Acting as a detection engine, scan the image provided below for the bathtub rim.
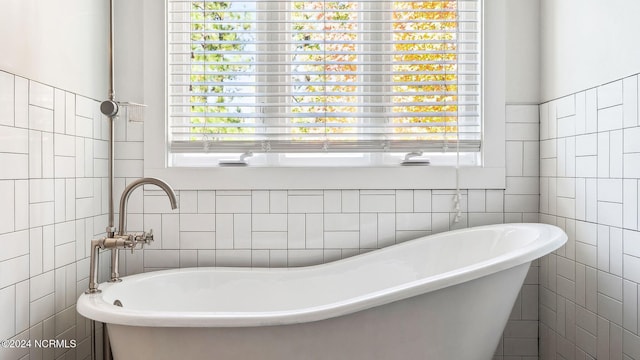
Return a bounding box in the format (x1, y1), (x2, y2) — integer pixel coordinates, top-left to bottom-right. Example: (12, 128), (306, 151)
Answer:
(77, 223), (566, 327)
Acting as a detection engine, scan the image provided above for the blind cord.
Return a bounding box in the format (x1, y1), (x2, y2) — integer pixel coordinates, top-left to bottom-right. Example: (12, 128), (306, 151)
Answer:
(452, 2), (462, 225)
(452, 136), (462, 224)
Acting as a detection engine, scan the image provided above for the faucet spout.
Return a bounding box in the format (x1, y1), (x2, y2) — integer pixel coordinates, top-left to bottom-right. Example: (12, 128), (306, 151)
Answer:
(118, 177), (178, 236)
(110, 177), (178, 282)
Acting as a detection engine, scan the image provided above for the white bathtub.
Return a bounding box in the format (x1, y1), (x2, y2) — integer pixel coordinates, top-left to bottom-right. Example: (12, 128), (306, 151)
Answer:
(77, 223), (566, 360)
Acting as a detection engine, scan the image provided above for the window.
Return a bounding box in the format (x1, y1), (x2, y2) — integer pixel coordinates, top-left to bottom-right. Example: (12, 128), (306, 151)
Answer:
(167, 0), (482, 167)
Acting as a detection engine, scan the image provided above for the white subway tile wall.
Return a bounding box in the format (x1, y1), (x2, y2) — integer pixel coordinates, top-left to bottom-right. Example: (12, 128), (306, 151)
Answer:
(0, 68), (540, 359)
(540, 74), (640, 360)
(0, 71), (111, 360)
(119, 190), (540, 272)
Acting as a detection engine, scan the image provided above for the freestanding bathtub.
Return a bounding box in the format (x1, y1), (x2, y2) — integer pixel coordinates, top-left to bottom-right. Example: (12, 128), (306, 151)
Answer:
(77, 223), (566, 360)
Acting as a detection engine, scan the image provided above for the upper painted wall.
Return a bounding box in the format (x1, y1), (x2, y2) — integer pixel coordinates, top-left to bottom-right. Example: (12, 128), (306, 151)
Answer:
(541, 0), (640, 102)
(505, 0), (540, 104)
(0, 0), (109, 100)
(0, 0), (543, 105)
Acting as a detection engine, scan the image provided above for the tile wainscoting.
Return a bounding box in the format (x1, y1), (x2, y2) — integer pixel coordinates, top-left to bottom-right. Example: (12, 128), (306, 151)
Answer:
(114, 104), (541, 360)
(539, 74), (640, 359)
(0, 70), (110, 360)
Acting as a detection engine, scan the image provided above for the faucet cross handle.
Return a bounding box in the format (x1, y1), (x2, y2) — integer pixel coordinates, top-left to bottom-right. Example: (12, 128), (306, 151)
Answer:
(142, 229), (154, 244)
(133, 229), (154, 246)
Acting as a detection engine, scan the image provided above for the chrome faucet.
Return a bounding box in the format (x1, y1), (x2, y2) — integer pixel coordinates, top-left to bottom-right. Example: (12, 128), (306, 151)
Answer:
(110, 177), (178, 282)
(85, 177), (178, 293)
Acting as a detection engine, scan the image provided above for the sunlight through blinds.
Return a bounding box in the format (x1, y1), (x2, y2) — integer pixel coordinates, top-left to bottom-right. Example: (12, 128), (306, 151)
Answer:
(168, 0), (481, 154)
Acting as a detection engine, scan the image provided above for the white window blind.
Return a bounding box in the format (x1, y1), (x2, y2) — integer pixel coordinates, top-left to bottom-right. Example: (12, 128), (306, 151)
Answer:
(167, 0), (481, 157)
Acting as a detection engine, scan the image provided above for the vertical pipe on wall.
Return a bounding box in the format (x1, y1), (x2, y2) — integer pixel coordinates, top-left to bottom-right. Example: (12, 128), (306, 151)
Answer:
(94, 2), (116, 359)
(106, 0), (120, 284)
(105, 0), (120, 283)
(106, 0), (116, 238)
(107, 0), (115, 103)
(104, 1), (116, 359)
(108, 112), (119, 282)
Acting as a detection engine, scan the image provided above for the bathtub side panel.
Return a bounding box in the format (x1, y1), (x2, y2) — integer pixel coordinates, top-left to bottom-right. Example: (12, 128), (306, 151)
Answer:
(107, 263), (530, 360)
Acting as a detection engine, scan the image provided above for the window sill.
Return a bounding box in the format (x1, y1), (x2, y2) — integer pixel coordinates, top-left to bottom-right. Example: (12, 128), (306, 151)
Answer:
(144, 165), (505, 190)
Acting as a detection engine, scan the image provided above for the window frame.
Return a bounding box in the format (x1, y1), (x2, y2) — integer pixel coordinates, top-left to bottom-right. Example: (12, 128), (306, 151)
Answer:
(167, 0), (481, 163)
(142, 0), (506, 190)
